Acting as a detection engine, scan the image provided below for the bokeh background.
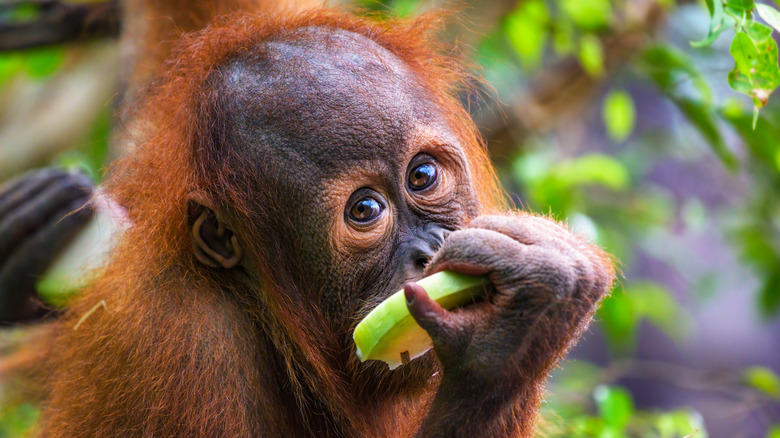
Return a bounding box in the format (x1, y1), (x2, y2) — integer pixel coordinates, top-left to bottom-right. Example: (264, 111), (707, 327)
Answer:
(1, 0), (779, 436)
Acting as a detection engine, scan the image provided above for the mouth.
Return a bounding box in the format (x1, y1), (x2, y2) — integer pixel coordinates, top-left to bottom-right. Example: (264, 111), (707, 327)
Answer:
(352, 271), (488, 370)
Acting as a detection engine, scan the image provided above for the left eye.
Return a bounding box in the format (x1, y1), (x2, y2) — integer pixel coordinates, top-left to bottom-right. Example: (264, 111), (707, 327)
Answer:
(407, 162), (437, 191)
(349, 196), (383, 223)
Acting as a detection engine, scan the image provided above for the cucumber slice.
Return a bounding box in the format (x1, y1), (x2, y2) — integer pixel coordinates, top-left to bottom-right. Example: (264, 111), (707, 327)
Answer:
(36, 193), (128, 306)
(353, 271), (488, 369)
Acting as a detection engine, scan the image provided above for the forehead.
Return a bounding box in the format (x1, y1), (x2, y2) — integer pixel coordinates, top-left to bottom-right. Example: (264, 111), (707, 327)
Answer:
(216, 27), (438, 176)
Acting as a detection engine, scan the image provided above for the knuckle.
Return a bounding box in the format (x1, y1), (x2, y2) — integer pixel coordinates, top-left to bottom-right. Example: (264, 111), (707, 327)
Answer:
(32, 168), (69, 184)
(53, 178), (94, 199)
(467, 214), (506, 228)
(519, 252), (578, 298)
(70, 172), (95, 190)
(439, 229), (521, 259)
(436, 214), (616, 301)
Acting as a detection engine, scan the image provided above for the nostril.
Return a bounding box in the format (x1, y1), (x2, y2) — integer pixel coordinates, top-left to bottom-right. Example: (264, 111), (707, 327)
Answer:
(414, 255), (429, 271)
(408, 244), (433, 272)
(406, 224), (449, 273)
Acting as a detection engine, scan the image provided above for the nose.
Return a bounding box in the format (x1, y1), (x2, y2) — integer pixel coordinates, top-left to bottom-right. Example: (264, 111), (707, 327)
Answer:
(409, 241), (435, 271)
(424, 223), (448, 248)
(405, 223), (449, 272)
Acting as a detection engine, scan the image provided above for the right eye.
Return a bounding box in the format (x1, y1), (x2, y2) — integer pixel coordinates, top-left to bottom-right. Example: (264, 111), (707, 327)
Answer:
(348, 196), (383, 223)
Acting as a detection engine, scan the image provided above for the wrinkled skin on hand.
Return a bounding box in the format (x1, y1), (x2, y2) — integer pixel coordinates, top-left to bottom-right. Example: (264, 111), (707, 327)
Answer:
(405, 213), (615, 437)
(0, 169), (94, 324)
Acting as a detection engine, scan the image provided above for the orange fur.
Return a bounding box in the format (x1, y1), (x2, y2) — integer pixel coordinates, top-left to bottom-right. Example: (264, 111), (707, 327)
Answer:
(27, 5), (613, 437)
(38, 7), (506, 437)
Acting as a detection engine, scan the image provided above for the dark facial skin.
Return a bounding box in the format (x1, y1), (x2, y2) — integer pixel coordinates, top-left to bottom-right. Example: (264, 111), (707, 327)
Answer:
(213, 27), (479, 332)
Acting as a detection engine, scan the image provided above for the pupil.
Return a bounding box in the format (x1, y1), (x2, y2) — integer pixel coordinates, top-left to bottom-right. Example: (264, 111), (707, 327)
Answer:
(409, 163), (436, 190)
(350, 197), (381, 222)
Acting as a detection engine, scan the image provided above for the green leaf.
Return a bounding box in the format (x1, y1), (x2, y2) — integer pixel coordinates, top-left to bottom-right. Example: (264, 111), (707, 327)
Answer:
(743, 366), (780, 397)
(390, 0), (418, 17)
(756, 3), (780, 31)
(727, 25), (780, 111)
(553, 361), (604, 393)
(704, 0), (715, 15)
(655, 410), (706, 438)
(748, 17), (775, 41)
(597, 426), (626, 438)
(673, 97), (739, 170)
(722, 107), (780, 166)
(758, 269), (780, 317)
(730, 31), (759, 78)
(23, 46), (65, 79)
(767, 425), (780, 438)
(691, 0), (726, 48)
(0, 53), (24, 84)
(9, 3), (38, 22)
(579, 35), (604, 77)
(640, 45), (712, 103)
(552, 22), (575, 56)
(571, 417), (608, 437)
(553, 154), (631, 190)
(631, 282), (690, 341)
(725, 0), (755, 11)
(504, 0), (549, 70)
(598, 288), (638, 350)
(561, 0), (612, 30)
(775, 148), (780, 171)
(691, 25), (730, 48)
(0, 403), (40, 437)
(594, 385), (634, 428)
(603, 90), (636, 142)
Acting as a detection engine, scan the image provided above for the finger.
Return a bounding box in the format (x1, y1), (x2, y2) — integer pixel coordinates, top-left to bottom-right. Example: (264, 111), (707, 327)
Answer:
(427, 228), (585, 308)
(405, 282), (451, 338)
(405, 282), (481, 366)
(469, 214), (569, 247)
(0, 196), (91, 323)
(0, 176), (94, 261)
(425, 228), (526, 278)
(0, 168), (71, 222)
(0, 168), (69, 204)
(5, 195), (94, 278)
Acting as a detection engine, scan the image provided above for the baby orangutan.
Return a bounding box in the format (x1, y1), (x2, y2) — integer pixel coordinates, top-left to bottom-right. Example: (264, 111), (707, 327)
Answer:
(0, 5), (614, 437)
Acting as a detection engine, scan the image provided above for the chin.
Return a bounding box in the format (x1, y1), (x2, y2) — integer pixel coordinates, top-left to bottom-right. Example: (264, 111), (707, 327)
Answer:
(349, 345), (440, 399)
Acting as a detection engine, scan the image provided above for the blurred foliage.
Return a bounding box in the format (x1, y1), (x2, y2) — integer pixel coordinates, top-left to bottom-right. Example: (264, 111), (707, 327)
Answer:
(0, 46), (65, 82)
(541, 361), (708, 437)
(1, 0), (780, 436)
(0, 404), (38, 438)
(54, 106), (113, 181)
(0, 41), (111, 180)
(468, 0), (780, 434)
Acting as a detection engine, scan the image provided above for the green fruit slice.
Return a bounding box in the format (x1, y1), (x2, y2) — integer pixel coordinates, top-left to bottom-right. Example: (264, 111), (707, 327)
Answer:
(36, 197), (128, 306)
(353, 271), (488, 369)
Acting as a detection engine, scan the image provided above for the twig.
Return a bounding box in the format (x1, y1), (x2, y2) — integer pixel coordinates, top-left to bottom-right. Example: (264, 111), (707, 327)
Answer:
(73, 299), (106, 330)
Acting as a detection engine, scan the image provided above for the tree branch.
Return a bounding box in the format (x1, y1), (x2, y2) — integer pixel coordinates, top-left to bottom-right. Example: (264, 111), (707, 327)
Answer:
(0, 1), (120, 51)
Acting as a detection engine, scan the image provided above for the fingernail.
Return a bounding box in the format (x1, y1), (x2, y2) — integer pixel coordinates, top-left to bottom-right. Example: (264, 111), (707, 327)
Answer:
(404, 283), (415, 306)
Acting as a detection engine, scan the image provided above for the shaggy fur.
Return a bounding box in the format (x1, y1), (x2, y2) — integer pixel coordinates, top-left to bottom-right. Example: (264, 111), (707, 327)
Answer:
(8, 3), (614, 437)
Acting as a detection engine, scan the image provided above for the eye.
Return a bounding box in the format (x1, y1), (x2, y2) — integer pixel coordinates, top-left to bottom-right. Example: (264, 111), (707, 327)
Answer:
(348, 196), (383, 223)
(407, 162), (437, 191)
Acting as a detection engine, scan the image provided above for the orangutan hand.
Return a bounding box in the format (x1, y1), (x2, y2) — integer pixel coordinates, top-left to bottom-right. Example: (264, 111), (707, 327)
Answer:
(405, 213), (614, 391)
(0, 168), (94, 324)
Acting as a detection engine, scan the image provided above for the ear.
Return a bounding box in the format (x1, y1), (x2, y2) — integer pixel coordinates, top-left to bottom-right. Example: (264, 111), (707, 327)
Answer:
(187, 191), (243, 269)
